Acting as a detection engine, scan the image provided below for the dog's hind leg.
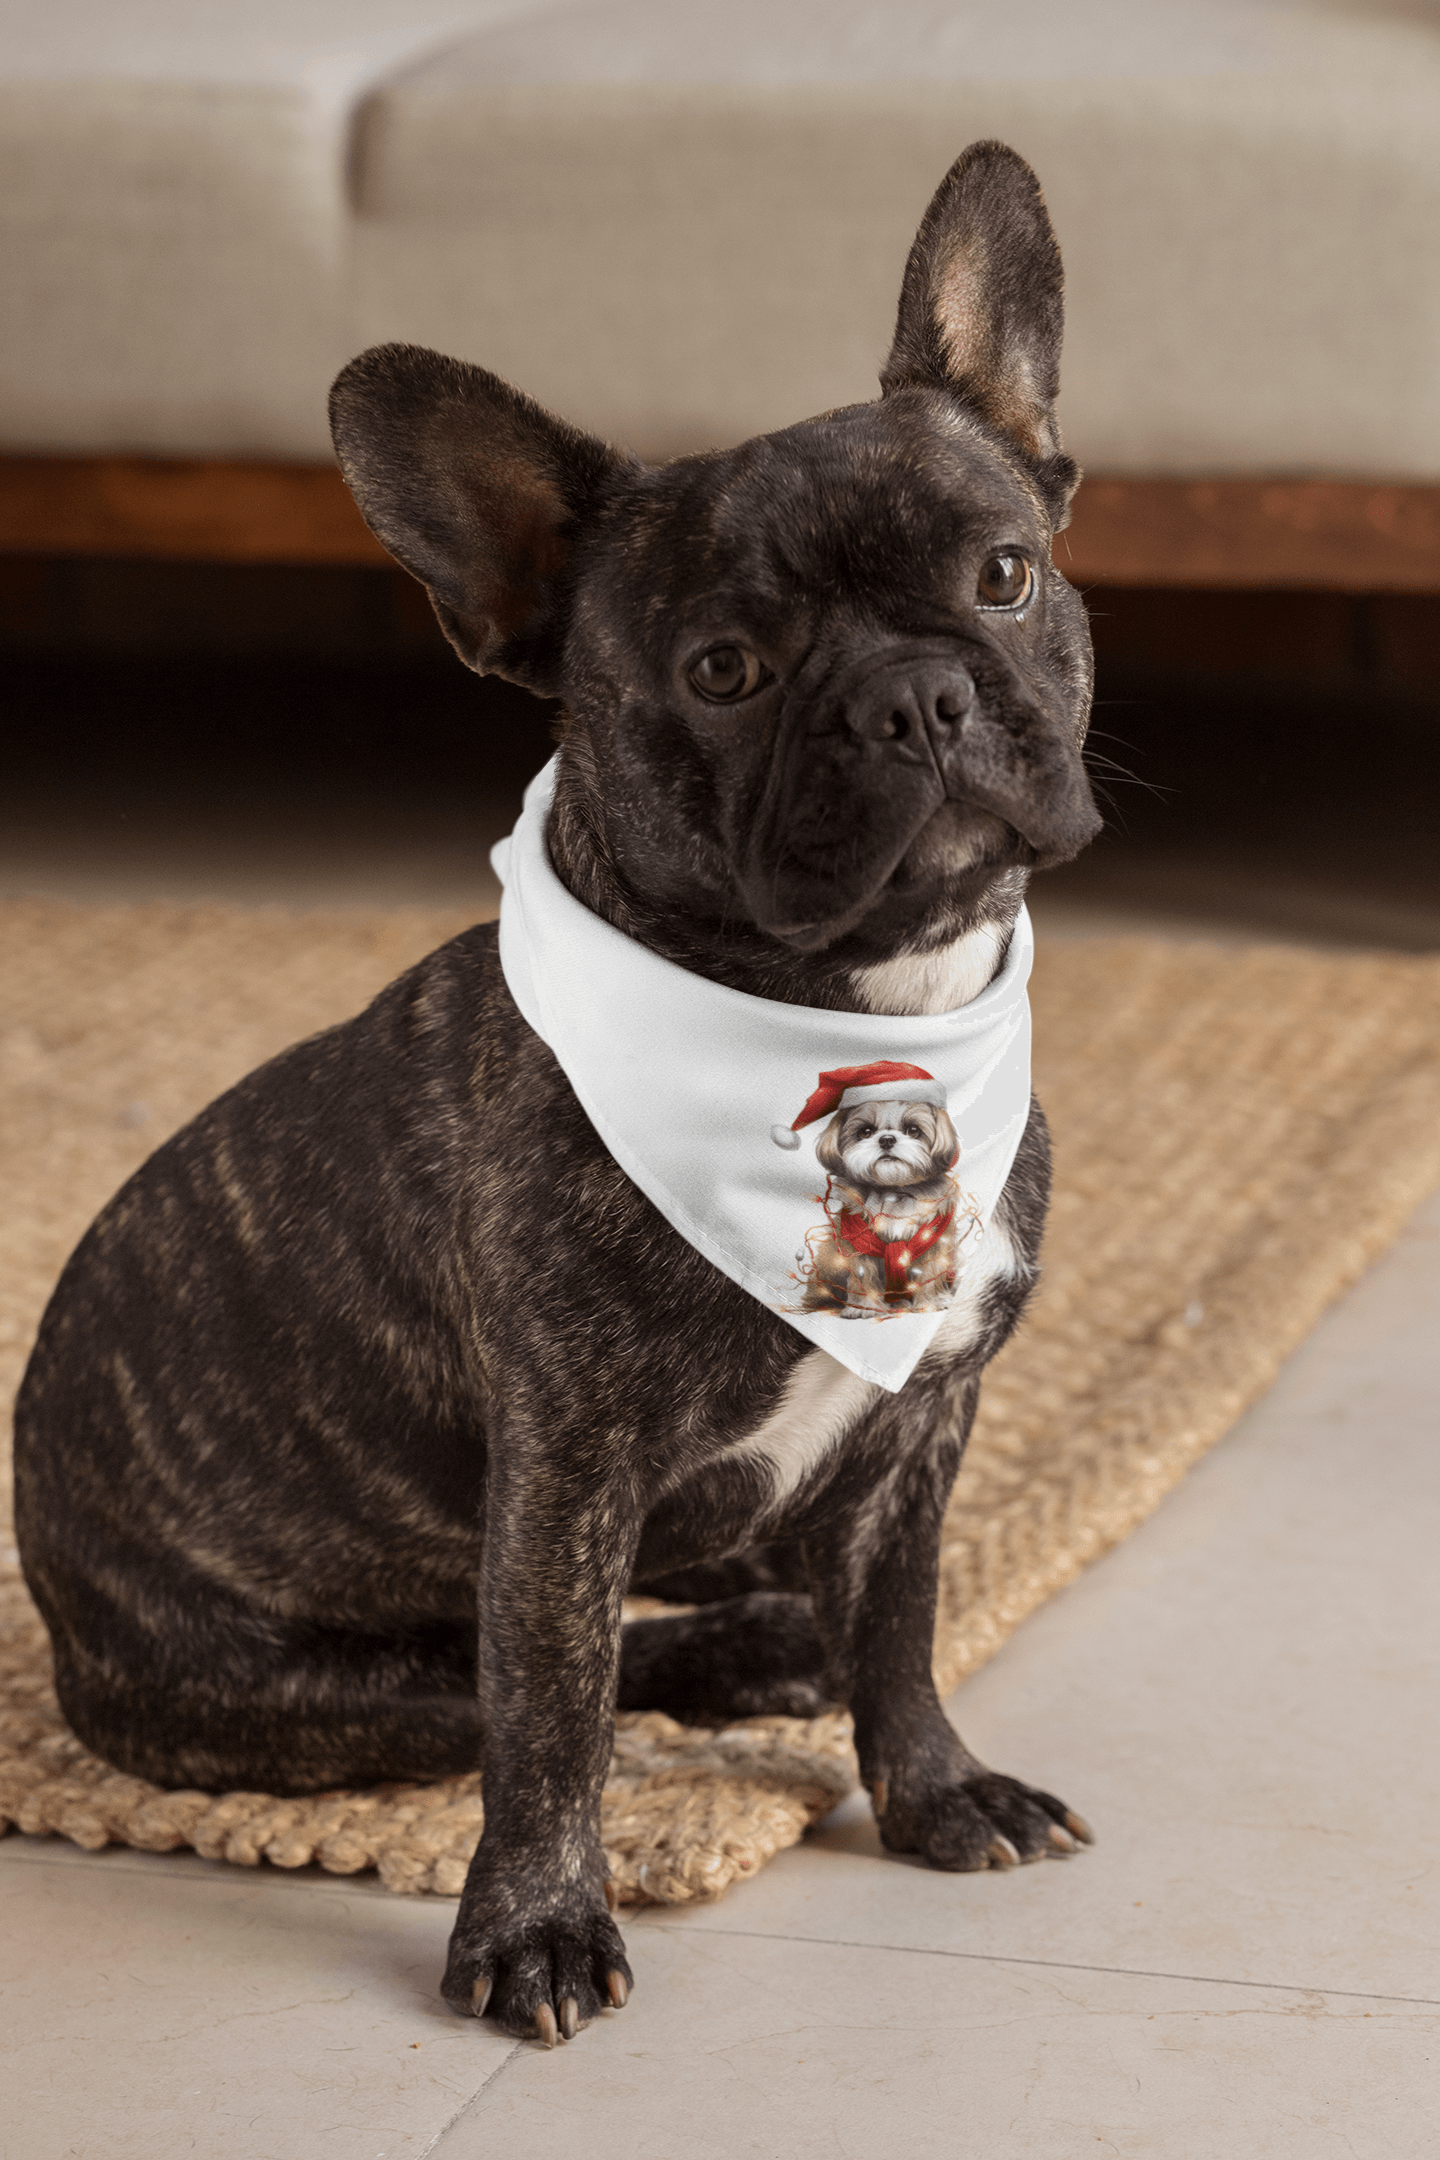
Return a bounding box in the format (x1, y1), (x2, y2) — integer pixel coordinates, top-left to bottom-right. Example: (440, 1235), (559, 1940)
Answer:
(630, 1539), (809, 1606)
(48, 1605), (485, 1796)
(616, 1590), (836, 1722)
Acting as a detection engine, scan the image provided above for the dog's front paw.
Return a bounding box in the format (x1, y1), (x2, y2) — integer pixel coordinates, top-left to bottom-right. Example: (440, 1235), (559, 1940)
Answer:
(877, 1770), (1094, 1873)
(441, 1885), (633, 2044)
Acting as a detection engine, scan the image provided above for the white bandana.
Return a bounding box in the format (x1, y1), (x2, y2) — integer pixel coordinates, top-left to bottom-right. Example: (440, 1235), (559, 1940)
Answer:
(492, 760), (1033, 1393)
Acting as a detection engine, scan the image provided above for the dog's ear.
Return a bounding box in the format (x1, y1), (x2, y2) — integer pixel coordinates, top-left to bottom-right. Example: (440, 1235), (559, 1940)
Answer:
(930, 1108), (960, 1175)
(814, 1116), (849, 1180)
(329, 344), (636, 690)
(882, 142), (1078, 524)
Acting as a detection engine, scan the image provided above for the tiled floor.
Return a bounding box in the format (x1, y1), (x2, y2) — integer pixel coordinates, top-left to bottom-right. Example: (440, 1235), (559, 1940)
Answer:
(6, 1185), (1438, 2160)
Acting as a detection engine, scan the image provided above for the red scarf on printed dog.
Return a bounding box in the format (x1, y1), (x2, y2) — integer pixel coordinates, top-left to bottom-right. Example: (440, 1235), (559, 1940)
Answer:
(833, 1195), (957, 1297)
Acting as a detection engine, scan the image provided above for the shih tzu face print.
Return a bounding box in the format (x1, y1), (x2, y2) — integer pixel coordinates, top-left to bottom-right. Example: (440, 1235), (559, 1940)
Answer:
(816, 1098), (959, 1193)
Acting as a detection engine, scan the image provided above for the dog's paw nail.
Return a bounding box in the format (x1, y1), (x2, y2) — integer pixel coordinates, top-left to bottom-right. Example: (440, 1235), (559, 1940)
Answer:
(534, 2003), (559, 2048)
(988, 1835), (1021, 1869)
(470, 1977), (493, 2016)
(603, 1877), (618, 1913)
(559, 1995), (579, 2041)
(606, 1969), (630, 2009)
(1064, 1811), (1096, 1845)
(1048, 1823), (1078, 1853)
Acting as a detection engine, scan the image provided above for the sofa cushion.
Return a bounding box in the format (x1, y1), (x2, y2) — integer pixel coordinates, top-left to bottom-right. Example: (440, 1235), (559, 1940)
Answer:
(0, 2), (555, 460)
(0, 82), (350, 460)
(352, 0), (1440, 474)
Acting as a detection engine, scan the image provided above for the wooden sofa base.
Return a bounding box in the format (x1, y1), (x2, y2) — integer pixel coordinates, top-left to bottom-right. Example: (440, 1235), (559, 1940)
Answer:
(2, 455), (1439, 594)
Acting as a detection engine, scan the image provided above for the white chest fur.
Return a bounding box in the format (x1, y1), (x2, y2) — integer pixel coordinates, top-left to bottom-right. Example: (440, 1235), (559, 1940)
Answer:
(718, 1210), (1022, 1508)
(849, 922), (1007, 1017)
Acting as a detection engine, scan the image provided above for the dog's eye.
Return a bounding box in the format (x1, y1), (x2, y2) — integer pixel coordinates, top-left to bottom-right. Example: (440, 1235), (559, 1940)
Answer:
(689, 645), (764, 702)
(903, 1122), (923, 1138)
(856, 1123), (875, 1139)
(976, 553), (1033, 610)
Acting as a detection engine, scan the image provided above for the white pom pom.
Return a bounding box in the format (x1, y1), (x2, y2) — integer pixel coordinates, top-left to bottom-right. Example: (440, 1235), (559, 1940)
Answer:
(770, 1123), (802, 1150)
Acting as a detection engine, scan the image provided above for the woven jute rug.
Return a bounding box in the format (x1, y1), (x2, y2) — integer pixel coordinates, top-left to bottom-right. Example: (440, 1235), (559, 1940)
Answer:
(4, 900), (1439, 1906)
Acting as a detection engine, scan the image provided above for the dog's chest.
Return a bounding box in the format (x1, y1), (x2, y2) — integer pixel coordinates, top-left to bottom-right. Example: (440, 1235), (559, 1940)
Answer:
(713, 1211), (1020, 1508)
(863, 1192), (943, 1242)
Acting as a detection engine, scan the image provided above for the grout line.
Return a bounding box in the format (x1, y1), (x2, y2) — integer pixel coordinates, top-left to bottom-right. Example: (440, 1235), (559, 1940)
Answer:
(418, 2038), (524, 2158)
(652, 1923), (1440, 2009)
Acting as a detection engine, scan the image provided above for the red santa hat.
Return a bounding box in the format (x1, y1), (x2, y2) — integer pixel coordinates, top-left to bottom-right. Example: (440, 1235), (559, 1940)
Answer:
(770, 1061), (947, 1149)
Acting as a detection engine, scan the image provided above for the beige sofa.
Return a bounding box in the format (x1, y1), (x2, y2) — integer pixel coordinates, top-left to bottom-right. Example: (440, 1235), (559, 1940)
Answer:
(3, 0), (1438, 585)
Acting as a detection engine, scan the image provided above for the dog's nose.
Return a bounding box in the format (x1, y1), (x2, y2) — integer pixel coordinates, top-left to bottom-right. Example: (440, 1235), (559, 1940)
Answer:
(878, 1133), (896, 1151)
(846, 662), (975, 752)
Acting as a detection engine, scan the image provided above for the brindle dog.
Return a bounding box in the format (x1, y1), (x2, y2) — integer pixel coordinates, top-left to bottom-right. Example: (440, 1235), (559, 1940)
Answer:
(15, 141), (1103, 2044)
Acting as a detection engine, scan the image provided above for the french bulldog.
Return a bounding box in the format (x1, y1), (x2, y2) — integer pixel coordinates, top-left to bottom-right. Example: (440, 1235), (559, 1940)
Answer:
(14, 140), (1102, 2045)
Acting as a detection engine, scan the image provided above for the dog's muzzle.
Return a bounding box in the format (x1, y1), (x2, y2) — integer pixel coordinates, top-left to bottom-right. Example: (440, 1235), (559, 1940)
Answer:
(841, 648), (1101, 869)
(737, 640), (1099, 947)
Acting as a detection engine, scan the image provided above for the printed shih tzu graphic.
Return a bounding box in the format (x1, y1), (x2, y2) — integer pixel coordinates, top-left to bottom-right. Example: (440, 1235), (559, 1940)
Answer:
(772, 1062), (982, 1318)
